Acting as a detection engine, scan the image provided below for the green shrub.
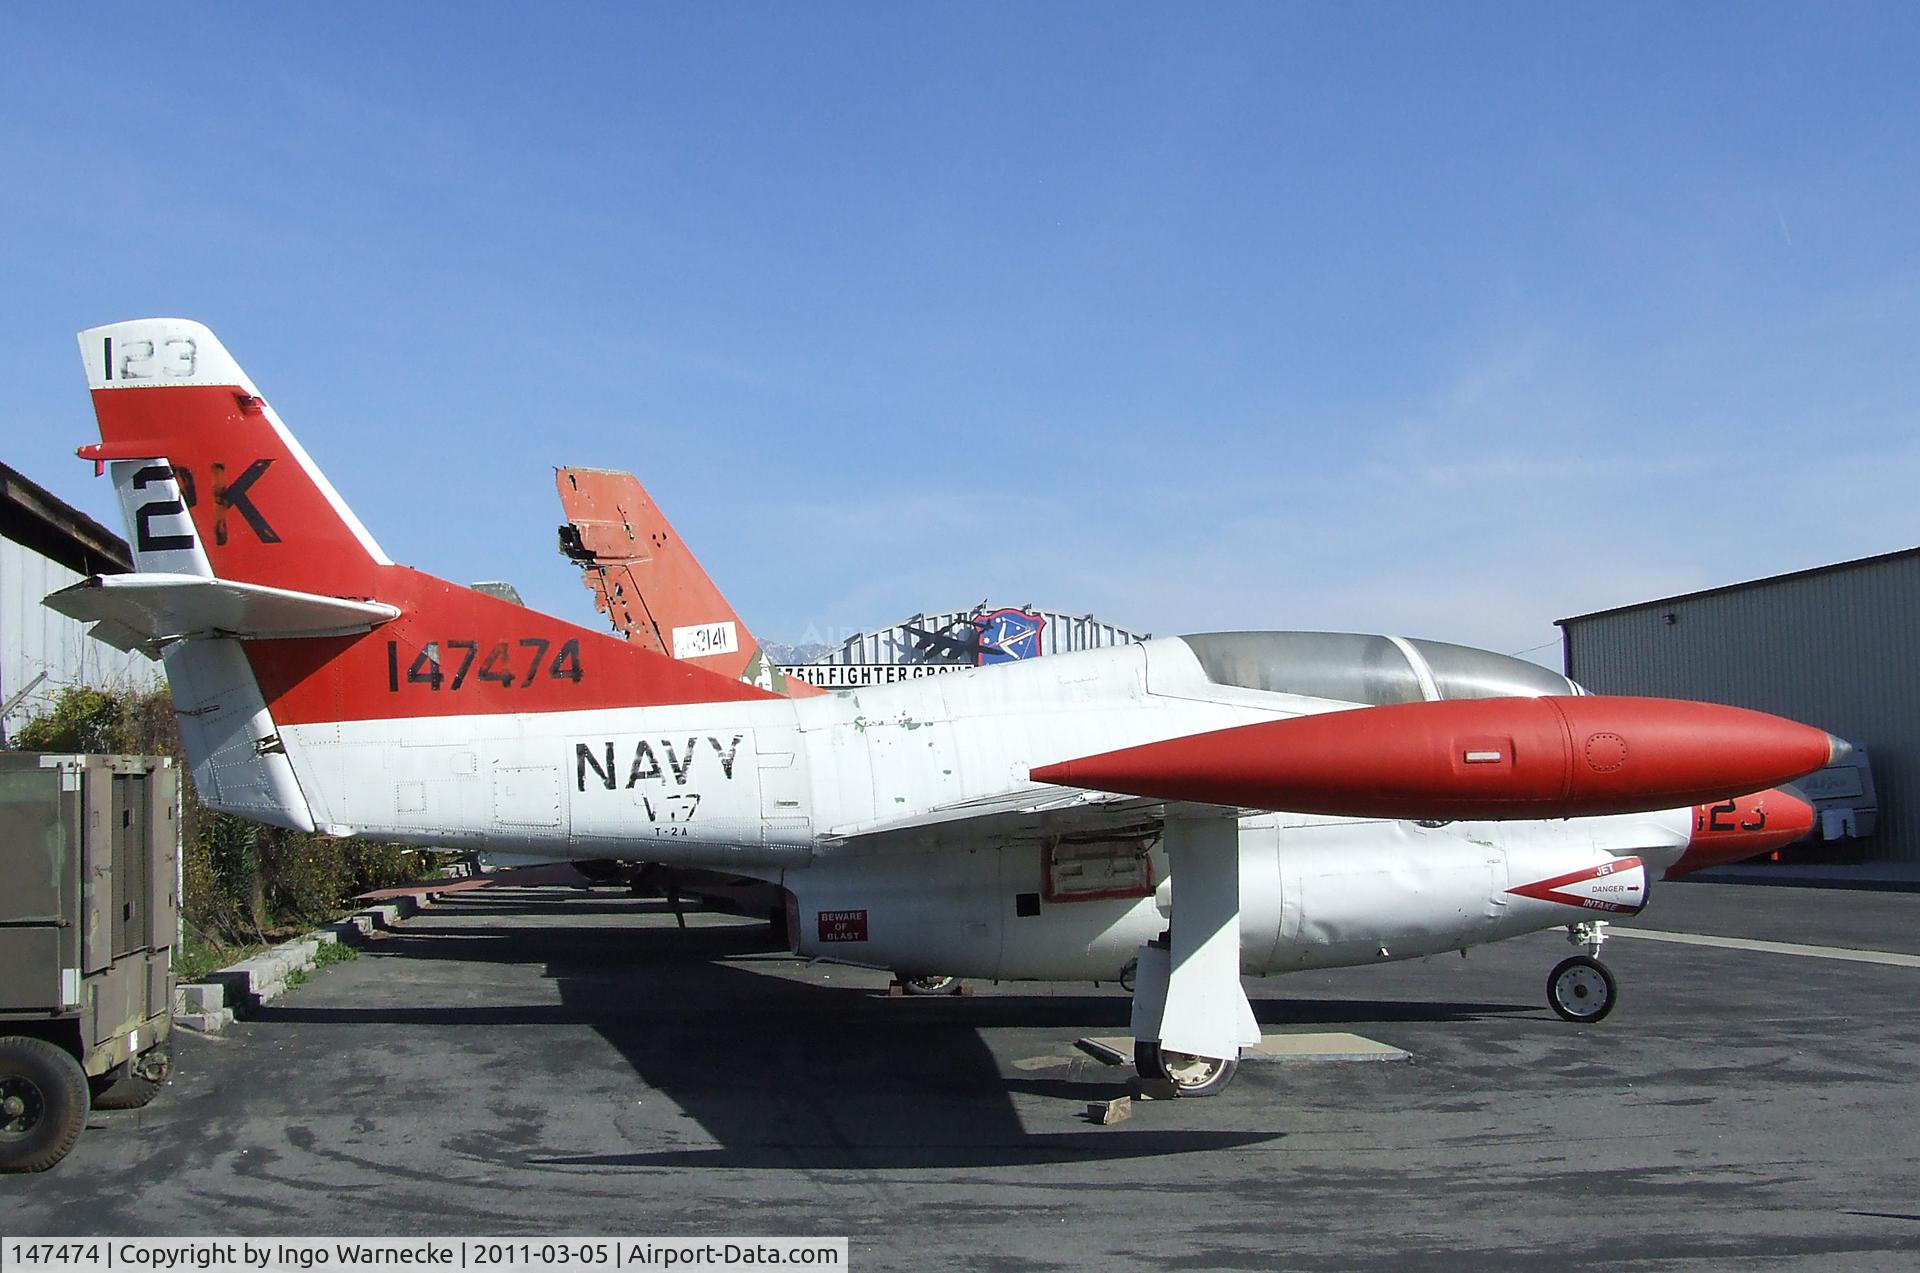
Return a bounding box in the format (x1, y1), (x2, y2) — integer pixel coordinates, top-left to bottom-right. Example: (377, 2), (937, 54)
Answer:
(313, 940), (359, 968)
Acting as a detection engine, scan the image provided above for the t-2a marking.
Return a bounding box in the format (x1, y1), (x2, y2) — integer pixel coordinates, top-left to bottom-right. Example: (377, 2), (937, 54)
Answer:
(640, 793), (702, 835)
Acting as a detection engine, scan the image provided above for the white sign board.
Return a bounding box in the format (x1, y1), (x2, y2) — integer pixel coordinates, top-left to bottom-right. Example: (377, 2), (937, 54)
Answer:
(777, 662), (972, 689)
(672, 621), (739, 660)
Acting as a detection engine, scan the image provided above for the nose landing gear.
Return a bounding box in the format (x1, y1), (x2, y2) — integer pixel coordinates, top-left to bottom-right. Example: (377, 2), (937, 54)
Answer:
(1548, 921), (1619, 1023)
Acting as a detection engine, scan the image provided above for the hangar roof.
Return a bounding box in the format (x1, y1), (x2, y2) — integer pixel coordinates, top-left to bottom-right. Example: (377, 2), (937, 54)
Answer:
(1557, 545), (1920, 627)
(0, 460), (131, 577)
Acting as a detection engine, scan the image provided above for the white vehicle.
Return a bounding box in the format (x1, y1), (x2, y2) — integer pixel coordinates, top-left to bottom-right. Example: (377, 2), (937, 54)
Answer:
(51, 319), (1831, 1095)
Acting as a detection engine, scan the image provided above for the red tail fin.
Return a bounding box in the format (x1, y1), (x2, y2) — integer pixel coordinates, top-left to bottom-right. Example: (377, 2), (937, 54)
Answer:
(556, 466), (824, 697)
(82, 322), (387, 596)
(79, 319), (780, 730)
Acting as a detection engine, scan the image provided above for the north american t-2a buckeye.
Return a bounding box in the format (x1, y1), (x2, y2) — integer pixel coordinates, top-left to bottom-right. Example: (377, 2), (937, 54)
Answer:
(51, 319), (1836, 1095)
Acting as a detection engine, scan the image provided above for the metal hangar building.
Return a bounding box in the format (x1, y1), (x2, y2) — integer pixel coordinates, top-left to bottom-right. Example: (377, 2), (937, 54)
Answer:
(1557, 547), (1917, 872)
(0, 461), (154, 742)
(779, 606), (1150, 690)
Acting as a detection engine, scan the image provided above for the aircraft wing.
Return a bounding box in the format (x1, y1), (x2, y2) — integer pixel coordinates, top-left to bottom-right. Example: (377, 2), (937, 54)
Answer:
(820, 787), (1179, 853)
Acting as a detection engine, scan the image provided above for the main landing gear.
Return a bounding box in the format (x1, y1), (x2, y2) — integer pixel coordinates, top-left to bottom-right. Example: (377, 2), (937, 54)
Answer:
(896, 974), (960, 996)
(1135, 1041), (1240, 1097)
(1128, 808), (1261, 1097)
(1548, 921), (1619, 1023)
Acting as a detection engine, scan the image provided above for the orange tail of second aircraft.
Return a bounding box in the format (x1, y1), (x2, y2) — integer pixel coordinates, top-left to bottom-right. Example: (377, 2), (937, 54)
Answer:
(556, 467), (822, 698)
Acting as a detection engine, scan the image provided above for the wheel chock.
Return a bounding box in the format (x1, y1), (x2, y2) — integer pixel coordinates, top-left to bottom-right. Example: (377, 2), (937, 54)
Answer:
(1085, 1097), (1133, 1125)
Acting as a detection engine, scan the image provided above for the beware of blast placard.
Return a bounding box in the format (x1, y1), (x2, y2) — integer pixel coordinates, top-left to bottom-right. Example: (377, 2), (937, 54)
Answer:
(817, 909), (868, 942)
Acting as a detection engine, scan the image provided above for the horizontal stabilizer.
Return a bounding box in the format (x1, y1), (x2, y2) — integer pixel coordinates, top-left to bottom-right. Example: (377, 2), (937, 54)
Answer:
(45, 573), (399, 655)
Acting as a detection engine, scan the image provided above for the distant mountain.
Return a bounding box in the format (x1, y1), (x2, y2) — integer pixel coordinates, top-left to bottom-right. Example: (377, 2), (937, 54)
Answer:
(763, 641), (833, 665)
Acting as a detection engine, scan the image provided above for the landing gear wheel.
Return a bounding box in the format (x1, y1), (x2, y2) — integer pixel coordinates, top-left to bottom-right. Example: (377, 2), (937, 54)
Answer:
(0, 1037), (91, 1173)
(1548, 955), (1618, 1024)
(899, 975), (958, 996)
(1135, 1042), (1240, 1097)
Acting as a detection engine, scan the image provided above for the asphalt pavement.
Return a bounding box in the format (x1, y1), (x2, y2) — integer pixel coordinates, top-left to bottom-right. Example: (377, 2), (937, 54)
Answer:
(5, 881), (1918, 1272)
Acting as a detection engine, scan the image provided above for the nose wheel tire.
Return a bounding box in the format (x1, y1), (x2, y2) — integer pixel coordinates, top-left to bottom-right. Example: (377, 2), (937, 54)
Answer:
(1548, 955), (1618, 1024)
(0, 1036), (91, 1173)
(898, 975), (959, 996)
(1135, 1042), (1240, 1097)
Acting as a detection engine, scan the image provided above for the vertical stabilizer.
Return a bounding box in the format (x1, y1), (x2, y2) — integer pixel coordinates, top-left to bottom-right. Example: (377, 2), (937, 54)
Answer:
(77, 321), (327, 829)
(556, 466), (823, 697)
(81, 319), (389, 598)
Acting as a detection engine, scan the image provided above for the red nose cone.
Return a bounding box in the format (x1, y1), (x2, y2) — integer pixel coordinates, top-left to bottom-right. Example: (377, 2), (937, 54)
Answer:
(1030, 696), (1838, 821)
(1667, 787), (1816, 878)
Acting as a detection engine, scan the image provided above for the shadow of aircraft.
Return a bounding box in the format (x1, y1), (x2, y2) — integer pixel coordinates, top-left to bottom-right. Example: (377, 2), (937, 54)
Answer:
(251, 889), (1525, 1170)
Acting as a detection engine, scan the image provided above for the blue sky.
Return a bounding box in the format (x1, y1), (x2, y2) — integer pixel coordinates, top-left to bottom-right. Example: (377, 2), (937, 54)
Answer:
(5, 5), (1918, 666)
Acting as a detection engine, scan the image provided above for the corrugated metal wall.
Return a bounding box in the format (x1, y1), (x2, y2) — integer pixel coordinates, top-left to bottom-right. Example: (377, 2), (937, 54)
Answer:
(1560, 551), (1920, 863)
(1, 536), (158, 740)
(824, 608), (1150, 665)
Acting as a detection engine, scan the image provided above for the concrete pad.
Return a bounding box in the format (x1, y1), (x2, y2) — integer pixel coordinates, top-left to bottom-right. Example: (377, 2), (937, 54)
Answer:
(1242, 1031), (1409, 1062)
(1089, 1031), (1410, 1063)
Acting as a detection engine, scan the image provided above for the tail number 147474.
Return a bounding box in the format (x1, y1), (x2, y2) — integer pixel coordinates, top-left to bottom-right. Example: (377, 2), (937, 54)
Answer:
(385, 638), (585, 692)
